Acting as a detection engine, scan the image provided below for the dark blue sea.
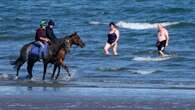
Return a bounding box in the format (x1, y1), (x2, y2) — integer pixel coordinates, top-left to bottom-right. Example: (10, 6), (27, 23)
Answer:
(0, 0), (195, 109)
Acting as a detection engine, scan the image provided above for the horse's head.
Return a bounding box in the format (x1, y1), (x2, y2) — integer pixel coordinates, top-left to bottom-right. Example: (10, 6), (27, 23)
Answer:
(68, 32), (85, 48)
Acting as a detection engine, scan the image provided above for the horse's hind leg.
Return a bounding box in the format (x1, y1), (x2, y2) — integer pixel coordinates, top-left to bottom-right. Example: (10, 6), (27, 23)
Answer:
(51, 65), (57, 80)
(55, 66), (61, 80)
(42, 63), (48, 80)
(15, 57), (26, 79)
(27, 60), (36, 80)
(16, 61), (25, 79)
(13, 43), (31, 79)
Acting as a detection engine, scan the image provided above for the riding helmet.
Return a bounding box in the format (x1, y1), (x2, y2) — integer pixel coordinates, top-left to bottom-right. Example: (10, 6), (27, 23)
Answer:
(48, 20), (55, 26)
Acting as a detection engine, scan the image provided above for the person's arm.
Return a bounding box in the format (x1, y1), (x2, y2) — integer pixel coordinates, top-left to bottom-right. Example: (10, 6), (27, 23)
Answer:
(36, 29), (49, 42)
(165, 30), (169, 47)
(156, 32), (160, 46)
(39, 37), (50, 42)
(41, 29), (51, 42)
(113, 30), (120, 45)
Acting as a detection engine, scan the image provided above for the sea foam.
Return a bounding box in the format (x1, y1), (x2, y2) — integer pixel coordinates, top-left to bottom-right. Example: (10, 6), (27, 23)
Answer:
(116, 21), (180, 30)
(132, 56), (172, 62)
(89, 20), (180, 30)
(132, 69), (156, 75)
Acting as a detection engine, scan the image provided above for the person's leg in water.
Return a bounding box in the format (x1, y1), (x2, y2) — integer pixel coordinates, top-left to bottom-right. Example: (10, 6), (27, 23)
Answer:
(112, 43), (118, 55)
(158, 40), (167, 57)
(158, 43), (166, 57)
(104, 43), (111, 55)
(159, 48), (165, 57)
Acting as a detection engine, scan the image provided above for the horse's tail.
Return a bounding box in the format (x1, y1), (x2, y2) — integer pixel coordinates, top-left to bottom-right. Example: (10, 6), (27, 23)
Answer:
(10, 56), (24, 69)
(10, 43), (31, 69)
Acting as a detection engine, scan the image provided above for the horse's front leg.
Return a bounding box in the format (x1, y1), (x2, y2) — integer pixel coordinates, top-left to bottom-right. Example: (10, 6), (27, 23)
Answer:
(51, 65), (57, 80)
(61, 62), (70, 77)
(55, 66), (61, 80)
(56, 59), (70, 80)
(42, 62), (48, 80)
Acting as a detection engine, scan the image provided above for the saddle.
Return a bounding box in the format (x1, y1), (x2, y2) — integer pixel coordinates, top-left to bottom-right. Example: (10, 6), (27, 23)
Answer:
(29, 42), (48, 59)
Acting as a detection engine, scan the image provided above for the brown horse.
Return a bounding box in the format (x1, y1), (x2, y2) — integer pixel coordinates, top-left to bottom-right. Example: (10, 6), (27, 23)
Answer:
(50, 40), (71, 80)
(49, 32), (86, 80)
(11, 32), (85, 80)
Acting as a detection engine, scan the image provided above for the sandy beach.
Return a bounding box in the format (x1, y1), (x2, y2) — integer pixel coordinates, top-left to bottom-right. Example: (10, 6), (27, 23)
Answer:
(0, 84), (195, 110)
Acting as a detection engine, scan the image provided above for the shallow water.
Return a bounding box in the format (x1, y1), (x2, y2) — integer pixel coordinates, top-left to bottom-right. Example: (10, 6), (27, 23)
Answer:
(0, 0), (195, 91)
(1, 86), (195, 110)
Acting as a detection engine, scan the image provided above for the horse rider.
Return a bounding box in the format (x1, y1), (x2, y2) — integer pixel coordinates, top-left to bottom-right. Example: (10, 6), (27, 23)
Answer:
(46, 20), (57, 43)
(34, 20), (51, 57)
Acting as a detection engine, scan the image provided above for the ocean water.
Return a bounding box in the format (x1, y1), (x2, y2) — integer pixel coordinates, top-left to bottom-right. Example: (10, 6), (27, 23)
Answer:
(0, 0), (195, 89)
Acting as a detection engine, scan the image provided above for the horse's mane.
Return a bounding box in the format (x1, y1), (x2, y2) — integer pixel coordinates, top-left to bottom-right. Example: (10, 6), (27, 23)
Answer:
(51, 35), (71, 57)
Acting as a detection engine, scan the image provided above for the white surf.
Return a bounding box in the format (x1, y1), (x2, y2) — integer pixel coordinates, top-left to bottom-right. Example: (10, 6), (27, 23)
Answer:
(116, 21), (180, 30)
(89, 21), (101, 25)
(132, 55), (172, 62)
(89, 21), (180, 30)
(132, 69), (156, 75)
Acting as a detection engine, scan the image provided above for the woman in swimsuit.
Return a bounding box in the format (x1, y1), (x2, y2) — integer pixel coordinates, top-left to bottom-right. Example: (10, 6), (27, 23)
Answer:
(104, 22), (120, 55)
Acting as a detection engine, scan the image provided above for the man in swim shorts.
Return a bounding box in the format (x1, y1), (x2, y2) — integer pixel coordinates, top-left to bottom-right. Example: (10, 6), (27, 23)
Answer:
(156, 24), (169, 57)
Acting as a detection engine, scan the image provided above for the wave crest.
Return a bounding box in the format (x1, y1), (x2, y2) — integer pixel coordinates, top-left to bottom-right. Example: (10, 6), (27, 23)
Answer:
(116, 21), (180, 30)
(89, 21), (101, 25)
(97, 67), (128, 72)
(132, 69), (157, 75)
(132, 56), (172, 62)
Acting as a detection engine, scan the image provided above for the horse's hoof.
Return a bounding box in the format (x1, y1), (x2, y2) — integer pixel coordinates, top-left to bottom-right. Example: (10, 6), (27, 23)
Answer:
(55, 77), (58, 80)
(51, 76), (55, 80)
(26, 75), (29, 79)
(65, 75), (71, 81)
(26, 75), (33, 80)
(15, 76), (19, 80)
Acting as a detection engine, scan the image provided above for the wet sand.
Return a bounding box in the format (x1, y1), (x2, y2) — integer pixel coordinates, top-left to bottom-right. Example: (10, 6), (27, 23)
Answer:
(1, 85), (195, 110)
(2, 95), (194, 110)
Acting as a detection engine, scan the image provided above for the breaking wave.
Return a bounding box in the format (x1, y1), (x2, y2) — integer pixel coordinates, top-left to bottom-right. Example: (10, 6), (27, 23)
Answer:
(116, 21), (180, 30)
